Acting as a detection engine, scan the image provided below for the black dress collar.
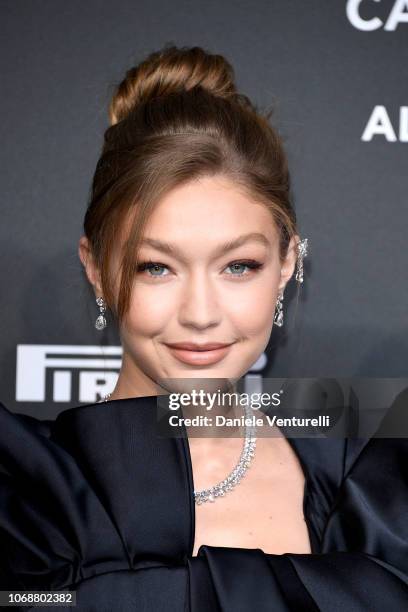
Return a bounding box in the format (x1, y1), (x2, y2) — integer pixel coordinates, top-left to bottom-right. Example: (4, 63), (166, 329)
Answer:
(52, 396), (195, 563)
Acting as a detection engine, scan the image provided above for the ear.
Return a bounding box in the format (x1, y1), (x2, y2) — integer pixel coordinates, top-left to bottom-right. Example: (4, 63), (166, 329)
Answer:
(278, 234), (300, 292)
(78, 236), (103, 296)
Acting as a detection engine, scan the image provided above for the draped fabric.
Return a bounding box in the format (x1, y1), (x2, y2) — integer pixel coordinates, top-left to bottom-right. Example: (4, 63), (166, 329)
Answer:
(1, 392), (408, 611)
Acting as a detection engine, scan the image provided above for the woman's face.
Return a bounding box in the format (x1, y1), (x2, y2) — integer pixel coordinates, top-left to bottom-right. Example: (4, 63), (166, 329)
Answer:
(80, 175), (298, 396)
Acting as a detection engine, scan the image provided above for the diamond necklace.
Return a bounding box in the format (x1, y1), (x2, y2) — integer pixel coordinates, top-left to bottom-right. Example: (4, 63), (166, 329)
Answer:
(101, 392), (257, 505)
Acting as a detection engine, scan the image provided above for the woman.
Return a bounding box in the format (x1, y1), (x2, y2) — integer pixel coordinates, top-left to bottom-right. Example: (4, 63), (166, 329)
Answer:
(1, 44), (407, 611)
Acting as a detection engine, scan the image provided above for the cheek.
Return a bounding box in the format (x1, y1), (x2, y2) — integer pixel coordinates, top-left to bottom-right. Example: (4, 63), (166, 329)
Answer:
(122, 287), (175, 338)
(226, 282), (277, 337)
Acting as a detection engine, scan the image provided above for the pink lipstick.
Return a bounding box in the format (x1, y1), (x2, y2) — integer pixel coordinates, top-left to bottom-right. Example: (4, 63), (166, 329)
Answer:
(164, 341), (234, 366)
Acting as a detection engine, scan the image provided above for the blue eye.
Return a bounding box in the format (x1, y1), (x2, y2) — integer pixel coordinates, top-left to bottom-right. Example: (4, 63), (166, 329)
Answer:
(137, 261), (170, 277)
(225, 261), (263, 276)
(226, 263), (249, 275)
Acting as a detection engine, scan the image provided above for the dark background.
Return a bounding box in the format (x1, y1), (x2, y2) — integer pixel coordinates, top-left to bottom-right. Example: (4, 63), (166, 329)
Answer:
(1, 1), (407, 418)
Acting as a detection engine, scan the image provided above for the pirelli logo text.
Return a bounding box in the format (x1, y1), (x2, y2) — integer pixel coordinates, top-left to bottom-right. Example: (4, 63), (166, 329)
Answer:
(16, 345), (122, 403)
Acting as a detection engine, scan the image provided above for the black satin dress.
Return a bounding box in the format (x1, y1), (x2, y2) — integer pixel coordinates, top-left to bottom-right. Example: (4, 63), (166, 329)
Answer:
(1, 389), (408, 611)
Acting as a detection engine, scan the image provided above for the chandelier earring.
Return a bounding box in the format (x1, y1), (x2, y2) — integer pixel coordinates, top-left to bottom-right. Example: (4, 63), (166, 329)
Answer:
(273, 289), (284, 327)
(295, 238), (309, 283)
(274, 237), (309, 328)
(95, 297), (107, 330)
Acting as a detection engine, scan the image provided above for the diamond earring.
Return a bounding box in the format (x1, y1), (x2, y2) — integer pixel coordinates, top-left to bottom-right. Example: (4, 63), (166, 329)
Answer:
(95, 297), (107, 330)
(295, 238), (308, 283)
(274, 289), (284, 327)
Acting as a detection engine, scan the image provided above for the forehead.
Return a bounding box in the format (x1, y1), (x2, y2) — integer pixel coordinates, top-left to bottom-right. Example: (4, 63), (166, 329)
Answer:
(141, 175), (277, 240)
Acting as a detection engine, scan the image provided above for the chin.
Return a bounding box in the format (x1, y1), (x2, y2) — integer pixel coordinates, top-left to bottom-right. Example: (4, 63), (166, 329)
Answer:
(157, 376), (237, 396)
(156, 362), (248, 392)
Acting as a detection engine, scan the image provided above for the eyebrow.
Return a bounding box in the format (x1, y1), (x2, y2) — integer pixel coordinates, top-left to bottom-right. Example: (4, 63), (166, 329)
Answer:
(139, 232), (271, 262)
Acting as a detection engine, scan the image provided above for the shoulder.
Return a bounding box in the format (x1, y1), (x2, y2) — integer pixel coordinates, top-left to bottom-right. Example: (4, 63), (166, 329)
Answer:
(0, 400), (134, 590)
(0, 396), (192, 593)
(0, 401), (55, 477)
(343, 386), (408, 478)
(8, 410), (54, 438)
(320, 399), (408, 568)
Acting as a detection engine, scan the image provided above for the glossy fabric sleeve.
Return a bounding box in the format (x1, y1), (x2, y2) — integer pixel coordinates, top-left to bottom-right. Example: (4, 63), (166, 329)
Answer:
(186, 544), (408, 611)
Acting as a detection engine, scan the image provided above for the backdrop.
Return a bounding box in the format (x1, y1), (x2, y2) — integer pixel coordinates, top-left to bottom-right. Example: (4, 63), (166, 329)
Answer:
(1, 0), (407, 418)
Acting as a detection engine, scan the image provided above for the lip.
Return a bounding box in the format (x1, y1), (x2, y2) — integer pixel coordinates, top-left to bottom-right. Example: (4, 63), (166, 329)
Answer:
(165, 341), (232, 350)
(164, 341), (234, 365)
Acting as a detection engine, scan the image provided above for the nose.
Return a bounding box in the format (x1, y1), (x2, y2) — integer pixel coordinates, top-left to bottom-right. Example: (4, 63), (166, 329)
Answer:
(178, 271), (221, 330)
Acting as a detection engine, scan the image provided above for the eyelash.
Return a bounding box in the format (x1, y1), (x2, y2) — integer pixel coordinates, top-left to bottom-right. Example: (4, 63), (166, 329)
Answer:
(136, 259), (264, 280)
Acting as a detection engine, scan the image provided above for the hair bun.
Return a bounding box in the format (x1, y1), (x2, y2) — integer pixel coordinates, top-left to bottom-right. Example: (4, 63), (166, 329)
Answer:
(109, 44), (240, 125)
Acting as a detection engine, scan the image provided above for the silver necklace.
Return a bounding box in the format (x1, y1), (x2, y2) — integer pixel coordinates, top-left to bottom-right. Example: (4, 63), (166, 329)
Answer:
(101, 392), (257, 505)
